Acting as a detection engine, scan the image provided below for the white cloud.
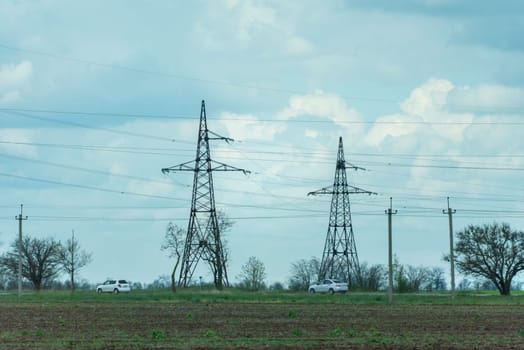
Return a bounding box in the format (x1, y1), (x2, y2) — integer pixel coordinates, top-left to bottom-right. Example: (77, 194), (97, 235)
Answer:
(367, 79), (475, 146)
(0, 60), (32, 89)
(0, 129), (37, 156)
(194, 1), (314, 57)
(0, 60), (32, 104)
(447, 84), (524, 113)
(219, 112), (285, 141)
(0, 90), (21, 104)
(400, 78), (453, 118)
(365, 113), (420, 147)
(286, 36), (314, 55)
(305, 129), (319, 139)
(225, 0), (277, 42)
(277, 90), (363, 129)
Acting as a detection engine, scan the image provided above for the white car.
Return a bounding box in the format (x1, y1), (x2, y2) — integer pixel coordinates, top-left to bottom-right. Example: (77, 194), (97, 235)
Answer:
(96, 279), (131, 294)
(308, 279), (348, 294)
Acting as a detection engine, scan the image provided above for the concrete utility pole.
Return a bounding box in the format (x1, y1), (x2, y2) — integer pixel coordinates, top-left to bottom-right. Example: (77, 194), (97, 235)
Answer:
(443, 197), (456, 300)
(16, 204), (28, 297)
(385, 197), (397, 304)
(71, 230), (76, 291)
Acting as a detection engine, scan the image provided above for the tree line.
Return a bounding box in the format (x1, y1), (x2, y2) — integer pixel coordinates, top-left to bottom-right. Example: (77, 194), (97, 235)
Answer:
(161, 220), (524, 295)
(2, 221), (524, 295)
(0, 234), (92, 291)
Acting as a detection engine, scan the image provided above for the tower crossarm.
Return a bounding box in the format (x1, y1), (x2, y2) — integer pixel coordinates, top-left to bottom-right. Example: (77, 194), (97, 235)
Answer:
(161, 160), (196, 173)
(345, 162), (366, 171)
(210, 160), (251, 174)
(347, 185), (377, 195)
(161, 160), (250, 175)
(307, 186), (332, 196)
(207, 130), (234, 143)
(308, 185), (377, 196)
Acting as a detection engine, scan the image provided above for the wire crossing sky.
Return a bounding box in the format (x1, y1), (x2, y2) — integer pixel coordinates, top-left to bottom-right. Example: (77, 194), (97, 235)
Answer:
(1, 1), (523, 286)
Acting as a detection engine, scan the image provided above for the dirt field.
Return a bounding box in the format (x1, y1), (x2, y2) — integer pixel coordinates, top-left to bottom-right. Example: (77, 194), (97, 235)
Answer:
(1, 299), (524, 349)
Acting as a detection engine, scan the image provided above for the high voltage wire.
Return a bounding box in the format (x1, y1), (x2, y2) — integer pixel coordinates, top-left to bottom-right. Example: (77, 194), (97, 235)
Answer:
(3, 139), (524, 163)
(1, 149), (522, 204)
(2, 106), (524, 125)
(0, 172), (186, 201)
(0, 140), (192, 156)
(0, 43), (304, 96)
(1, 155), (522, 205)
(2, 43), (524, 113)
(361, 161), (524, 172)
(0, 170), (313, 205)
(2, 209), (524, 223)
(4, 140), (524, 171)
(5, 111), (178, 143)
(0, 152), (329, 202)
(3, 138), (523, 174)
(2, 111), (523, 205)
(0, 214), (328, 222)
(0, 152), (175, 186)
(1, 201), (521, 216)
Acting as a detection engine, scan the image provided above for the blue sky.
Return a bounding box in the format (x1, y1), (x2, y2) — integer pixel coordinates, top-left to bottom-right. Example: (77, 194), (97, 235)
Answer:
(1, 0), (524, 287)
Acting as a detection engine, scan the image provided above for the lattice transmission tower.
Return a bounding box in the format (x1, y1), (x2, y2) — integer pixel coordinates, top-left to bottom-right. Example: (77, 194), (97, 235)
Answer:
(308, 137), (375, 284)
(162, 100), (249, 290)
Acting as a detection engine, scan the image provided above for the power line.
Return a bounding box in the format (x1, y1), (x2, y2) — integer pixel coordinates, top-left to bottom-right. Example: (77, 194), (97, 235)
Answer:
(2, 110), (177, 143)
(362, 160), (524, 172)
(0, 43), (304, 96)
(3, 139), (524, 163)
(3, 106), (524, 125)
(0, 152), (175, 186)
(1, 152), (522, 206)
(0, 140), (193, 156)
(3, 210), (524, 222)
(0, 172), (185, 201)
(2, 43), (524, 113)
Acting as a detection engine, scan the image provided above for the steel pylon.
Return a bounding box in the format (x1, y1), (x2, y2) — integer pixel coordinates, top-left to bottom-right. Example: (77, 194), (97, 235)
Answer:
(162, 100), (249, 290)
(308, 137), (375, 285)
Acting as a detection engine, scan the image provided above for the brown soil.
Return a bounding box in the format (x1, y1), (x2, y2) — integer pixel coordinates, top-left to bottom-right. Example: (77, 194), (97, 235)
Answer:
(1, 302), (524, 349)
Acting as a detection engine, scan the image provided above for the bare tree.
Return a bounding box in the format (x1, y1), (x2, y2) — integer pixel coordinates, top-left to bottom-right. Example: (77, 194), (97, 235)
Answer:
(149, 275), (171, 289)
(238, 256), (267, 291)
(199, 211), (234, 289)
(405, 265), (429, 291)
(355, 263), (386, 291)
(162, 213), (233, 291)
(288, 257), (320, 291)
(0, 236), (62, 291)
(58, 231), (93, 292)
(161, 222), (185, 292)
(448, 222), (524, 296)
(217, 211), (233, 273)
(425, 267), (447, 291)
(392, 256), (432, 293)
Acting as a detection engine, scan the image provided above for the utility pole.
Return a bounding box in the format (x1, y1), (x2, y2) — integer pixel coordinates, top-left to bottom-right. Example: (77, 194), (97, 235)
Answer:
(162, 100), (249, 290)
(71, 230), (76, 292)
(308, 137), (376, 285)
(385, 197), (397, 304)
(443, 197), (456, 299)
(15, 204), (28, 297)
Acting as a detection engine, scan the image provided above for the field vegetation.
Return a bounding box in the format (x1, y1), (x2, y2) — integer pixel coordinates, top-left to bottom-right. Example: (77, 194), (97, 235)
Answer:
(2, 289), (524, 349)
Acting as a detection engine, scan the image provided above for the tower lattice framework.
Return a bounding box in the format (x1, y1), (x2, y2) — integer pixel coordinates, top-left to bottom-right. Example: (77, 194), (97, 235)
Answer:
(162, 100), (248, 290)
(308, 137), (375, 284)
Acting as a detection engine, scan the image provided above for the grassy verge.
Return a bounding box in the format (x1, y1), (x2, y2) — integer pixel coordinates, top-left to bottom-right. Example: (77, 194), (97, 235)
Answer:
(2, 288), (524, 304)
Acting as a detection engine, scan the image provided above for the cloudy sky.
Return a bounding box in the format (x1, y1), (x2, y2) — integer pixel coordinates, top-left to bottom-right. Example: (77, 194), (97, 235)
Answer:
(1, 0), (524, 287)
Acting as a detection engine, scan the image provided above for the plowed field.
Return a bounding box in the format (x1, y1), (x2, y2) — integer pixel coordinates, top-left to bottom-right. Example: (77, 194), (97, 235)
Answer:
(2, 299), (524, 349)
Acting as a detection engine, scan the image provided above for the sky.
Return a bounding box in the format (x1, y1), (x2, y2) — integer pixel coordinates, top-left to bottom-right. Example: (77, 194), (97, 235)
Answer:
(1, 0), (524, 288)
